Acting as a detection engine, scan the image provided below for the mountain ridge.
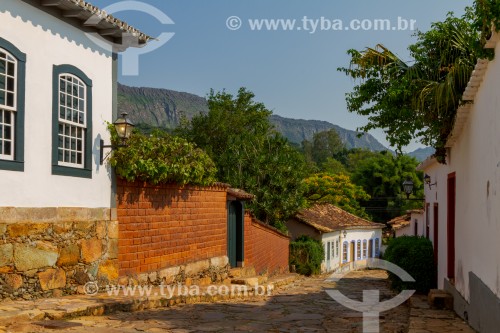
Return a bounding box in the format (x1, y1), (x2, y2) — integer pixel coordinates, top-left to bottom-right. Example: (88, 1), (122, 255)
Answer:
(117, 83), (429, 157)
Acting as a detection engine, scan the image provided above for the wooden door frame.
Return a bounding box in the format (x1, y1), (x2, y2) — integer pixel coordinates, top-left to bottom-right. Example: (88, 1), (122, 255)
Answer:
(447, 172), (456, 281)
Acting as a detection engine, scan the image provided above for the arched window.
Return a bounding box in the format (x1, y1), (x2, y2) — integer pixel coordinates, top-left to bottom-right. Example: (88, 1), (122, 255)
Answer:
(375, 238), (380, 257)
(0, 38), (26, 171)
(52, 65), (92, 178)
(363, 240), (367, 258)
(356, 240), (361, 260)
(342, 241), (348, 263)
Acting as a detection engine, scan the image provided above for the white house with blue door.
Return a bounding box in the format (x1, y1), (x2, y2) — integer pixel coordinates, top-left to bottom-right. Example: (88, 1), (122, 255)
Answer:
(286, 204), (384, 273)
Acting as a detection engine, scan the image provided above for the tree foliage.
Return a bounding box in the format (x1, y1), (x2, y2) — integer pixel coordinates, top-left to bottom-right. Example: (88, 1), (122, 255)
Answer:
(303, 173), (370, 219)
(109, 128), (217, 186)
(177, 88), (307, 228)
(289, 235), (325, 276)
(301, 129), (345, 168)
(338, 7), (494, 162)
(351, 152), (423, 222)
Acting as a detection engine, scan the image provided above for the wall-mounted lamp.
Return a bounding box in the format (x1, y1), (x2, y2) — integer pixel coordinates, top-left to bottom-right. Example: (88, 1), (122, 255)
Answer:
(343, 230), (347, 238)
(402, 177), (414, 199)
(100, 112), (135, 165)
(424, 174), (437, 189)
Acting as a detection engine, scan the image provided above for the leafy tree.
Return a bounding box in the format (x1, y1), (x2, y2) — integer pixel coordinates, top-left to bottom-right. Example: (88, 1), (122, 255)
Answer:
(338, 8), (493, 162)
(177, 88), (307, 228)
(311, 129), (344, 165)
(351, 152), (423, 222)
(321, 157), (348, 175)
(303, 173), (370, 219)
(290, 235), (325, 276)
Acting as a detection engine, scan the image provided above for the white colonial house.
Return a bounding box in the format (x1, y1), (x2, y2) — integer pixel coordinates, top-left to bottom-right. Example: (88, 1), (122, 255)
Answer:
(388, 209), (425, 238)
(417, 31), (500, 332)
(0, 0), (151, 297)
(286, 204), (384, 273)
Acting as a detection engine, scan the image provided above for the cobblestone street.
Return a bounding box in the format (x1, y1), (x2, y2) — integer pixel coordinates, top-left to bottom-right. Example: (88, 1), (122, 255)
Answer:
(1, 270), (474, 333)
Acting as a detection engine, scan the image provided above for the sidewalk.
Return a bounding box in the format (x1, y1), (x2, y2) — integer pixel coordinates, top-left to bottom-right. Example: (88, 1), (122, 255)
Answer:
(409, 295), (476, 333)
(0, 273), (301, 325)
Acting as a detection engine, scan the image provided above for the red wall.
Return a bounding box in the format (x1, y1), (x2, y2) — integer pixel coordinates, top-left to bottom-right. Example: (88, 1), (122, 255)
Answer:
(244, 213), (290, 275)
(117, 179), (228, 275)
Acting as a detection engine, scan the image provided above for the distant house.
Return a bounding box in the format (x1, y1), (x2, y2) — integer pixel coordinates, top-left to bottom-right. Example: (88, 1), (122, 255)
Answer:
(388, 209), (425, 238)
(416, 31), (500, 331)
(286, 204), (384, 272)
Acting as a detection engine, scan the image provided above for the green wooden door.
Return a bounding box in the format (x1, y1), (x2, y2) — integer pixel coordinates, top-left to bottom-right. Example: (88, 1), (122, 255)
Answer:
(227, 202), (237, 267)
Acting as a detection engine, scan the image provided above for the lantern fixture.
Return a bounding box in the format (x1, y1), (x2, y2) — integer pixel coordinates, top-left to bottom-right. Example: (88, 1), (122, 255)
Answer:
(100, 112), (135, 165)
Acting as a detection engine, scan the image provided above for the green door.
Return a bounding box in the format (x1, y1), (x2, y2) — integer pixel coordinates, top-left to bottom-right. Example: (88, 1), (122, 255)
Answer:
(227, 201), (244, 268)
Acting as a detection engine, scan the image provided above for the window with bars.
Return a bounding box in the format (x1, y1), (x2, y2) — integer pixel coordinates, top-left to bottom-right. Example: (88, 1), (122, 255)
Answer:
(356, 240), (361, 260)
(57, 74), (86, 167)
(362, 240), (367, 258)
(0, 49), (16, 161)
(342, 241), (348, 263)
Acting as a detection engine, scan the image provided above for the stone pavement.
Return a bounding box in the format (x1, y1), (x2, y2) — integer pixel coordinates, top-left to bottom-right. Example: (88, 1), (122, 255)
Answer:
(408, 295), (475, 333)
(0, 270), (476, 332)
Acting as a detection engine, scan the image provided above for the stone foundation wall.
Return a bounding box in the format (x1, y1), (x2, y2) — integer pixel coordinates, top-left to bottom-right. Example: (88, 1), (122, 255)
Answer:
(0, 208), (117, 300)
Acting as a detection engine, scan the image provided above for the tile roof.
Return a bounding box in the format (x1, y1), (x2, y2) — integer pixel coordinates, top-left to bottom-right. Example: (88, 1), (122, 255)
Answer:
(294, 204), (384, 233)
(227, 188), (254, 200)
(27, 0), (153, 48)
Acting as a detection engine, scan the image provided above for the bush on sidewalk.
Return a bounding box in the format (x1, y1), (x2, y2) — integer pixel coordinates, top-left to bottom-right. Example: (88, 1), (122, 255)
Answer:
(383, 236), (436, 294)
(289, 235), (325, 276)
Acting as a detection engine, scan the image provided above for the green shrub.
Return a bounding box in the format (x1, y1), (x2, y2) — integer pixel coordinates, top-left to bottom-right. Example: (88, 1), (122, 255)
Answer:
(383, 236), (436, 294)
(289, 235), (325, 276)
(109, 127), (217, 186)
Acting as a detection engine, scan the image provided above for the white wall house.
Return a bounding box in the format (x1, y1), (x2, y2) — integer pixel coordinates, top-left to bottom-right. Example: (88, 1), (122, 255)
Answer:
(286, 204), (383, 273)
(0, 0), (150, 208)
(0, 0), (152, 299)
(417, 31), (500, 332)
(388, 209), (425, 238)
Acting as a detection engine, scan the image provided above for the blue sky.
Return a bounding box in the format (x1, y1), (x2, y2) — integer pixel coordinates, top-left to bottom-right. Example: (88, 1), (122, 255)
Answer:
(91, 0), (472, 151)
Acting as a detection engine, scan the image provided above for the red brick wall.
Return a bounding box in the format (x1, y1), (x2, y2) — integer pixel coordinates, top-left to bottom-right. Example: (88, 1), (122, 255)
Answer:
(117, 179), (228, 276)
(244, 213), (290, 275)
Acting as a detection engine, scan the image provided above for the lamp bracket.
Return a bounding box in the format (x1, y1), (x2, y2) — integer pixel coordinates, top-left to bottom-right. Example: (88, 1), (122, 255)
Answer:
(99, 139), (126, 165)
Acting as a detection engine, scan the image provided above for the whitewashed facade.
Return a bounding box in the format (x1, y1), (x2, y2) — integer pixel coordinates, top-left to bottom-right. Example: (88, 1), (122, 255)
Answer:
(417, 31), (500, 332)
(0, 0), (150, 208)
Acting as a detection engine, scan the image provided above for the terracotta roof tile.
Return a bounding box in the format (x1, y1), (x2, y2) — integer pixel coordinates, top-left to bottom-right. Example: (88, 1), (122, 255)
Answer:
(294, 204), (384, 233)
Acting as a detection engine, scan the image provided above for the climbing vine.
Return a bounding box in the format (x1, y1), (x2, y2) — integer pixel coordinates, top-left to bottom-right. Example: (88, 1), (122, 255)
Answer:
(108, 125), (217, 186)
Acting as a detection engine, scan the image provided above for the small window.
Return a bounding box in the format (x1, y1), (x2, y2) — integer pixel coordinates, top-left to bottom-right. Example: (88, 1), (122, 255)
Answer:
(363, 240), (367, 258)
(326, 242), (331, 261)
(342, 241), (348, 263)
(335, 240), (339, 257)
(375, 238), (380, 257)
(356, 240), (361, 260)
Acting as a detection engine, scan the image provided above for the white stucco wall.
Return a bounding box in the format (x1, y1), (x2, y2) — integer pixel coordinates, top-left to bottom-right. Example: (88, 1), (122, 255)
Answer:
(420, 160), (450, 289)
(446, 39), (500, 302)
(321, 231), (341, 272)
(421, 39), (500, 300)
(0, 0), (114, 208)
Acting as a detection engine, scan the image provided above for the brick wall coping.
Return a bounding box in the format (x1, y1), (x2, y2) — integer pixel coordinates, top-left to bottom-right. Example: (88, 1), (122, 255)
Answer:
(245, 212), (290, 240)
(117, 178), (230, 192)
(0, 207), (111, 223)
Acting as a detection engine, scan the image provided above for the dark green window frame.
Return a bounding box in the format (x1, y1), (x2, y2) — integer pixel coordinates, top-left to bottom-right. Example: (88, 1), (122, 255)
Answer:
(0, 37), (26, 172)
(52, 65), (93, 179)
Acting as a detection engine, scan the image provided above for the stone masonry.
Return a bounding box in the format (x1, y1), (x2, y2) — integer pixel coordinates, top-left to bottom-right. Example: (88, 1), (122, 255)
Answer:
(0, 208), (117, 300)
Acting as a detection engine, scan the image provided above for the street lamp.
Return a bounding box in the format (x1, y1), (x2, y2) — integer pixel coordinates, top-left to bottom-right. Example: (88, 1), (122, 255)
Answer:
(100, 112), (135, 165)
(402, 178), (414, 199)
